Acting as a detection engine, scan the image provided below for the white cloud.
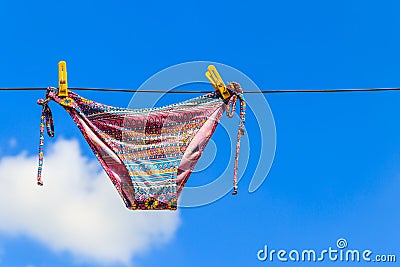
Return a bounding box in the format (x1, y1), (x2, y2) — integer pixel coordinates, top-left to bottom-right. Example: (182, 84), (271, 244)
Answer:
(0, 138), (180, 266)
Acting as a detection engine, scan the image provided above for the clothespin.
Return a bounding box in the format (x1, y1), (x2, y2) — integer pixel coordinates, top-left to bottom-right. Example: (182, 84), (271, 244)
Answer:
(206, 65), (231, 100)
(58, 61), (68, 97)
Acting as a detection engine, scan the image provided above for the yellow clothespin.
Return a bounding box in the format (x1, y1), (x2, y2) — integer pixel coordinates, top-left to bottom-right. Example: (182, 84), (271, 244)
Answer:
(58, 61), (68, 97)
(205, 65), (231, 100)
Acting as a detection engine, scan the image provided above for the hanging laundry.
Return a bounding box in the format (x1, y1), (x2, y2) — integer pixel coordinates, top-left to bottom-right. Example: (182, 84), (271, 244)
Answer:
(36, 70), (245, 210)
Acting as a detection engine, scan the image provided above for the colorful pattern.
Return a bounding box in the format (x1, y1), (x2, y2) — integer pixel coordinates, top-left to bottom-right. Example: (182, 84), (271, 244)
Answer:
(37, 86), (246, 210)
(36, 97), (54, 186)
(226, 82), (246, 195)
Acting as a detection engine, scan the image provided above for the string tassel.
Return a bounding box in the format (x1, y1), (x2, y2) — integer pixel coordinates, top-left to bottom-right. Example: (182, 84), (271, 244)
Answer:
(36, 88), (55, 186)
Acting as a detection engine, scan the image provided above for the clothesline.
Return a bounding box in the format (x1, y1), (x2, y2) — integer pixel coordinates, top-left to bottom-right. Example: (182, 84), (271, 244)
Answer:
(1, 87), (400, 94)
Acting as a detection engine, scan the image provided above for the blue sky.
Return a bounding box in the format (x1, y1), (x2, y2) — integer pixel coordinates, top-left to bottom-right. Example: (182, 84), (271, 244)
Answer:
(0, 0), (399, 266)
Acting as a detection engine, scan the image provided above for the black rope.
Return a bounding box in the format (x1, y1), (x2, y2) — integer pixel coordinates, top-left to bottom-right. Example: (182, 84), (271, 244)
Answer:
(0, 88), (48, 91)
(1, 87), (400, 94)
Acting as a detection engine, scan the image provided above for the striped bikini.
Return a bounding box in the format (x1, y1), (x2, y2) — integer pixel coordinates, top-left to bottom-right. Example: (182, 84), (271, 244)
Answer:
(37, 83), (245, 210)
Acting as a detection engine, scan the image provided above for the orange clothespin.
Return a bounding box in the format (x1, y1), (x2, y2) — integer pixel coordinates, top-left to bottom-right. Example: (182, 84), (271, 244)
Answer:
(58, 61), (68, 97)
(206, 65), (231, 100)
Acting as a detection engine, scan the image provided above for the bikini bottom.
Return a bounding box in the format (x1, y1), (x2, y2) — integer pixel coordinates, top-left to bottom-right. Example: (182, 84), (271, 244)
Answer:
(36, 84), (245, 210)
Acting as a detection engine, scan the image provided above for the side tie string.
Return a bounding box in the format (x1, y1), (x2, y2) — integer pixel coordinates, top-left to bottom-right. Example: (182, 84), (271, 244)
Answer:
(226, 82), (246, 195)
(36, 89), (55, 186)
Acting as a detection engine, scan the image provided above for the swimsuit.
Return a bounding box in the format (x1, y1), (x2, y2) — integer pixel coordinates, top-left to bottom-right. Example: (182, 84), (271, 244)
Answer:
(37, 84), (246, 210)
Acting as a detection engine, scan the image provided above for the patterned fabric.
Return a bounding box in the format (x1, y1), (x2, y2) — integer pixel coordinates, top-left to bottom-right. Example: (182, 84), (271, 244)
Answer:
(36, 97), (54, 186)
(226, 82), (246, 195)
(37, 86), (246, 210)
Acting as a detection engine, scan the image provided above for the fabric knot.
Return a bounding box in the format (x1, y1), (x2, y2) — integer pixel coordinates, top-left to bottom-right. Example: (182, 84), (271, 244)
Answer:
(37, 98), (50, 106)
